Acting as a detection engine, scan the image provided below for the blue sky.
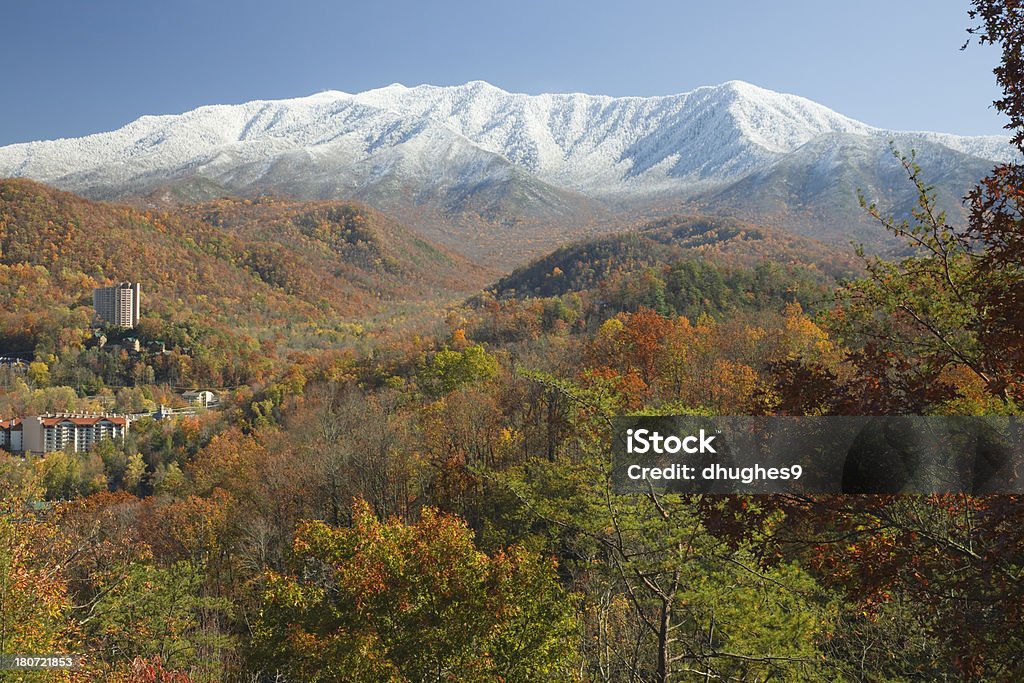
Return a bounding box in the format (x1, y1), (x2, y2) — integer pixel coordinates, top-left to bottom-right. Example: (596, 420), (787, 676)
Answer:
(0, 0), (1008, 146)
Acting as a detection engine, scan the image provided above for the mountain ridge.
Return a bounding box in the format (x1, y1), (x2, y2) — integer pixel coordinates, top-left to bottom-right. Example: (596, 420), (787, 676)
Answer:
(0, 80), (1016, 264)
(2, 80), (1011, 194)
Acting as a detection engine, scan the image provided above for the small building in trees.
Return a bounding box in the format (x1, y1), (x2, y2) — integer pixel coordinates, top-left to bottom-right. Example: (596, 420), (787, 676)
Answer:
(0, 418), (23, 453)
(182, 390), (219, 407)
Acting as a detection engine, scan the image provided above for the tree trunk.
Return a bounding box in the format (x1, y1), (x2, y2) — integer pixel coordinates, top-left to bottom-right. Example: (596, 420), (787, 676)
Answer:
(656, 595), (671, 683)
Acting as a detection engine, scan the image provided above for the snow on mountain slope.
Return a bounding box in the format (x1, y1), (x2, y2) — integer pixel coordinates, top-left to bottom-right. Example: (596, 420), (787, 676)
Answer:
(341, 79), (1012, 191)
(0, 80), (1014, 206)
(1, 94), (482, 193)
(349, 80), (874, 186)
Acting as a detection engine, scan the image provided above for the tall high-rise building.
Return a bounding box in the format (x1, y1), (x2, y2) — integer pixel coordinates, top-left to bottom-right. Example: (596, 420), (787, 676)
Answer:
(93, 282), (141, 328)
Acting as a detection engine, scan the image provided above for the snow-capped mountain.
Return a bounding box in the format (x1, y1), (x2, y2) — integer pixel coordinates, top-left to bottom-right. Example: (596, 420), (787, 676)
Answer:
(0, 80), (1015, 251)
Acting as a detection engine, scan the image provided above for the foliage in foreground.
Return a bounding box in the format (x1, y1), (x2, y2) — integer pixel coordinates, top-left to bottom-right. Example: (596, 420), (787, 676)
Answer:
(251, 501), (580, 683)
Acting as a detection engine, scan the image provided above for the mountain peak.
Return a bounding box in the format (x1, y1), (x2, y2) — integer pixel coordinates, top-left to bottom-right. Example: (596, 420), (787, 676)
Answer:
(460, 79), (506, 92)
(717, 79), (763, 93)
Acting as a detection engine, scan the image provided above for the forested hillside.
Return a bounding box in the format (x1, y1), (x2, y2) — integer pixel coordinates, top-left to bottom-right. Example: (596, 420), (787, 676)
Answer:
(0, 179), (486, 323)
(182, 195), (490, 299)
(492, 215), (861, 320)
(0, 179), (490, 380)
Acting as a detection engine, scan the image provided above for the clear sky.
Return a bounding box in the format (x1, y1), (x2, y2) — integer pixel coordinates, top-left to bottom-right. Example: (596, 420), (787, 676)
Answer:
(0, 0), (1008, 146)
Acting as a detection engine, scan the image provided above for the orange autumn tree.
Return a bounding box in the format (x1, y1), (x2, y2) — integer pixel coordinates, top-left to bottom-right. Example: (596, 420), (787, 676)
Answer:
(583, 305), (835, 413)
(0, 511), (75, 670)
